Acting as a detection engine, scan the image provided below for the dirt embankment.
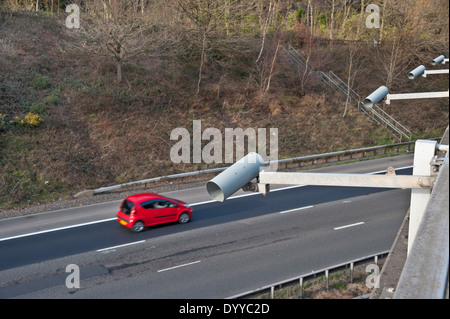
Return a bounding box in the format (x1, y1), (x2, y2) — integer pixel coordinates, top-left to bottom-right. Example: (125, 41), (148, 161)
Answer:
(0, 11), (448, 210)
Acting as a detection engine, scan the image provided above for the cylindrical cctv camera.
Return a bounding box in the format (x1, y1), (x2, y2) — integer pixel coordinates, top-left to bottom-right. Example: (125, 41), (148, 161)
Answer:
(432, 55), (445, 65)
(206, 152), (266, 202)
(363, 86), (389, 109)
(408, 65), (426, 80)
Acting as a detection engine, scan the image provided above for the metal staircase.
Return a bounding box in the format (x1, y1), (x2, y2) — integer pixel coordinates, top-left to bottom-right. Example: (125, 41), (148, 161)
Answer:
(283, 45), (412, 141)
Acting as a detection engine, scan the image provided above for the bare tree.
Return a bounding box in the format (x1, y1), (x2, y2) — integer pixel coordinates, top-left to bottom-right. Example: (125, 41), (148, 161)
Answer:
(253, 36), (283, 98)
(343, 42), (366, 117)
(256, 1), (273, 64)
(78, 0), (175, 83)
(369, 0), (447, 90)
(172, 0), (255, 94)
(293, 21), (320, 97)
(173, 0), (228, 94)
(328, 0), (335, 40)
(340, 1), (366, 117)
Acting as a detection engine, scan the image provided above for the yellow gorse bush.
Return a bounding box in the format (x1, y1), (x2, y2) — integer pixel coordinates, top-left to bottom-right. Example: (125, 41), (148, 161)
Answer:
(22, 112), (44, 127)
(10, 112), (44, 128)
(0, 112), (44, 129)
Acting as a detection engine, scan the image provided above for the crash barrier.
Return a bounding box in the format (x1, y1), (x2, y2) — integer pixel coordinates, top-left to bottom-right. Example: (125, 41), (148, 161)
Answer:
(75, 140), (425, 198)
(227, 251), (389, 299)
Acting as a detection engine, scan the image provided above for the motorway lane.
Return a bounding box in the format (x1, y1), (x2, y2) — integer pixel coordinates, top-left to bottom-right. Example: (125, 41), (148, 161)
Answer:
(0, 187), (410, 298)
(0, 154), (414, 240)
(0, 156), (414, 298)
(155, 192), (409, 299)
(0, 168), (411, 272)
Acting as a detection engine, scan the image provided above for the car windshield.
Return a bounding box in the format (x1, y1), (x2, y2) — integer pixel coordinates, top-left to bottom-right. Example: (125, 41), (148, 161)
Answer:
(121, 200), (134, 215)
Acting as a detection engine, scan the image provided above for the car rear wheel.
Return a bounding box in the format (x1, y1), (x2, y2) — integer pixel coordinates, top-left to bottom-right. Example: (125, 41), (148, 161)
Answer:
(178, 213), (190, 224)
(132, 221), (145, 233)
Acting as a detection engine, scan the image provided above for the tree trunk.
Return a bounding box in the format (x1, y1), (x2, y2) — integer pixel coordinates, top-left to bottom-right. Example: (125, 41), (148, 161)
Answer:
(196, 31), (207, 95)
(379, 0), (387, 43)
(306, 0), (310, 27)
(224, 0), (230, 36)
(343, 53), (353, 117)
(356, 0), (364, 36)
(256, 2), (272, 64)
(330, 0), (335, 40)
(117, 60), (123, 83)
(265, 39), (281, 94)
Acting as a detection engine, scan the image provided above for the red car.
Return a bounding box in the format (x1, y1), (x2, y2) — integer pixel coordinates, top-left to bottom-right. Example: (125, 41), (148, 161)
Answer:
(116, 193), (193, 233)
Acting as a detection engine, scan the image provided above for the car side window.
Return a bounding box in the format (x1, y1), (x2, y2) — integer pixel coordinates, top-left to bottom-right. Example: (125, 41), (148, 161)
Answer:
(140, 200), (175, 209)
(153, 200), (171, 209)
(140, 200), (157, 209)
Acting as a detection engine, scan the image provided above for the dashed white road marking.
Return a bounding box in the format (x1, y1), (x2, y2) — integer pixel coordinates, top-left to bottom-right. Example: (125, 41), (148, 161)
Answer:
(0, 166), (413, 242)
(157, 260), (201, 273)
(333, 222), (365, 230)
(96, 240), (146, 252)
(279, 206), (314, 214)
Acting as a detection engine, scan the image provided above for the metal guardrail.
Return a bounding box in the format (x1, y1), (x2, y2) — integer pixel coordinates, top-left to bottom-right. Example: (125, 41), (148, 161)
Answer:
(284, 45), (412, 141)
(274, 141), (416, 168)
(92, 167), (226, 195)
(227, 251), (390, 299)
(80, 141), (419, 197)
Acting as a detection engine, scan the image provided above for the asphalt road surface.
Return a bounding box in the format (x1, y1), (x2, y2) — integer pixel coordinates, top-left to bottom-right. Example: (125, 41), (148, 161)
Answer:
(0, 155), (414, 299)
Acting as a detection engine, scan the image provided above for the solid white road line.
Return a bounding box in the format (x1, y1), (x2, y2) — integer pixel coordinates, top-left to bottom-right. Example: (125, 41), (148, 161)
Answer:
(0, 217), (117, 242)
(333, 222), (365, 230)
(96, 240), (146, 252)
(279, 206), (314, 214)
(157, 260), (201, 273)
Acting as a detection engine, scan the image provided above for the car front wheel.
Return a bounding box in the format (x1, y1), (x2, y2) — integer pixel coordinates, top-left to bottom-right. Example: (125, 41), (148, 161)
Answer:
(178, 213), (190, 224)
(132, 221), (145, 233)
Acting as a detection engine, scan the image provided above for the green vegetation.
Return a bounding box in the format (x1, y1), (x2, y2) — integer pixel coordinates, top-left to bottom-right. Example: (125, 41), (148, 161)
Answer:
(30, 74), (50, 90)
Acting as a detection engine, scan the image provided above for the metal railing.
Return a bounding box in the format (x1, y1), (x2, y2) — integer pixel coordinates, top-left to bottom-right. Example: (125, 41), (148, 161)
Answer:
(283, 45), (412, 141)
(81, 140), (419, 197)
(91, 167), (226, 195)
(360, 102), (412, 141)
(227, 251), (389, 299)
(274, 140), (416, 169)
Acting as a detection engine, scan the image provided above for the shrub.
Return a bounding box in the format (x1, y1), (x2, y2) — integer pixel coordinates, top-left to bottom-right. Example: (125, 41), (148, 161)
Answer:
(10, 112), (44, 128)
(44, 92), (59, 106)
(28, 103), (47, 114)
(22, 112), (44, 127)
(0, 113), (6, 130)
(31, 74), (50, 89)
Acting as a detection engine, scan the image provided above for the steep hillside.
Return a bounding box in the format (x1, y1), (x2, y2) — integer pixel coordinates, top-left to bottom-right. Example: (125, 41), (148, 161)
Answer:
(0, 10), (448, 210)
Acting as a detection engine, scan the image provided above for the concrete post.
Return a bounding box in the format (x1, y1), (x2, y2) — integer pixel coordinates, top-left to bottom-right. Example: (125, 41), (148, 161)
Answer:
(408, 140), (437, 254)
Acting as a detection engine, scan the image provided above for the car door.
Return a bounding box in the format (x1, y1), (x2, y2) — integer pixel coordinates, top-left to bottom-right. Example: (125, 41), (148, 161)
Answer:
(152, 200), (179, 224)
(139, 199), (158, 226)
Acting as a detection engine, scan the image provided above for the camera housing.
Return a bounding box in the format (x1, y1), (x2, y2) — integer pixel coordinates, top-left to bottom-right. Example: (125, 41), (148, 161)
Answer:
(408, 65), (426, 79)
(432, 55), (445, 65)
(206, 153), (266, 202)
(363, 86), (389, 108)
